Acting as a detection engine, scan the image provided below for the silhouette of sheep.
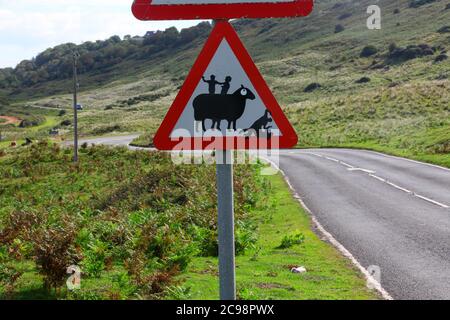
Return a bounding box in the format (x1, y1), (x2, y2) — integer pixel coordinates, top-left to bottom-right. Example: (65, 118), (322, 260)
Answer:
(193, 85), (255, 132)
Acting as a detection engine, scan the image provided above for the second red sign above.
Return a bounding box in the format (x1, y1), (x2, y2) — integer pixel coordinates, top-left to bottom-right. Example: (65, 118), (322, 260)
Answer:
(132, 0), (314, 21)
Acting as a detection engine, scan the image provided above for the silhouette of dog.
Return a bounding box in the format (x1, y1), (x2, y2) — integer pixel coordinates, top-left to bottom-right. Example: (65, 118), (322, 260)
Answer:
(243, 110), (273, 137)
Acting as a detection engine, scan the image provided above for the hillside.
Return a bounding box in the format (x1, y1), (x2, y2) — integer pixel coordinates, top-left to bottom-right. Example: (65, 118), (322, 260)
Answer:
(1, 0), (449, 165)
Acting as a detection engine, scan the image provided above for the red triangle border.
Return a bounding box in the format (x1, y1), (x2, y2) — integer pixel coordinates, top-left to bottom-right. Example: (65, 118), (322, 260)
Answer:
(153, 21), (298, 150)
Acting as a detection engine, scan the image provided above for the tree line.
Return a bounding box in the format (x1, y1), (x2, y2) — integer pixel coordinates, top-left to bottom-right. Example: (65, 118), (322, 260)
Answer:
(0, 22), (212, 89)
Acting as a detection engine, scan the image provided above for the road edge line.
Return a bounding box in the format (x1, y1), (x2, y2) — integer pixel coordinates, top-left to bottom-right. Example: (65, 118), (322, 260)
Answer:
(362, 149), (450, 173)
(262, 157), (394, 301)
(306, 151), (450, 210)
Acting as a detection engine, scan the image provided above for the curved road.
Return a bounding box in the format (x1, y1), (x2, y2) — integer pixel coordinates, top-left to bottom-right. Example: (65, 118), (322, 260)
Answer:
(275, 149), (450, 300)
(68, 136), (450, 300)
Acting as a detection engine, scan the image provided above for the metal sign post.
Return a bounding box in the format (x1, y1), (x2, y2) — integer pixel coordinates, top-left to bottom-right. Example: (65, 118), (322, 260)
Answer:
(216, 149), (236, 300)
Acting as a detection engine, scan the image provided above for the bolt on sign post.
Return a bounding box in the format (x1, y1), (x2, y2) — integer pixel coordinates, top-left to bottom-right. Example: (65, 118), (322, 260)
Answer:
(131, 0), (313, 300)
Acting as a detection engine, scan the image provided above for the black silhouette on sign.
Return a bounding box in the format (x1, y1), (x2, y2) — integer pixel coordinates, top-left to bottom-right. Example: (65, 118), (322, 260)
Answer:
(193, 84), (256, 132)
(220, 76), (232, 95)
(202, 75), (223, 94)
(243, 110), (273, 137)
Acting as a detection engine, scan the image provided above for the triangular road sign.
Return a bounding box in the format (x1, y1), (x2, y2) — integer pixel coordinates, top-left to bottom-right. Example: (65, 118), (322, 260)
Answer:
(153, 21), (298, 151)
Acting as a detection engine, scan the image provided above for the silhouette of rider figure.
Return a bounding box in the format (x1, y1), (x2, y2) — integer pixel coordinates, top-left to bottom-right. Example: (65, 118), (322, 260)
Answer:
(202, 75), (222, 94)
(220, 76), (232, 95)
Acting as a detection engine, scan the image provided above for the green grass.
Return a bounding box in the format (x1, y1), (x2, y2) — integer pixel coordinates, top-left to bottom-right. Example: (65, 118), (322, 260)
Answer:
(0, 143), (269, 300)
(27, 116), (59, 133)
(181, 174), (378, 300)
(130, 133), (153, 148)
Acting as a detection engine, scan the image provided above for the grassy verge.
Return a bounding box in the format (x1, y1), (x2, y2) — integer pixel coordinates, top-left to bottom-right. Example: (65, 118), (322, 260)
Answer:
(130, 132), (153, 148)
(0, 143), (267, 300)
(181, 173), (379, 300)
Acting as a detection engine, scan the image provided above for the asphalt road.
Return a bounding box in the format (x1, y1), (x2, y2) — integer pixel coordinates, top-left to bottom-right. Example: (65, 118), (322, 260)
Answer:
(66, 136), (450, 300)
(275, 149), (450, 300)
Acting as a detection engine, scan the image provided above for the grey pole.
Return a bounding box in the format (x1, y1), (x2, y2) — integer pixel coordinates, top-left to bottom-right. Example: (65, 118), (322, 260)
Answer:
(72, 52), (79, 163)
(216, 149), (236, 300)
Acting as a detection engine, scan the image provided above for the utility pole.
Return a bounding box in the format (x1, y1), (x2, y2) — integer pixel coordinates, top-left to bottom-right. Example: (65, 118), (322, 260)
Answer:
(72, 52), (79, 163)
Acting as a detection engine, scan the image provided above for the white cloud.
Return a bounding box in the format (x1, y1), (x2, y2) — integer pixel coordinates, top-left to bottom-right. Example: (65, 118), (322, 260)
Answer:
(0, 1), (204, 68)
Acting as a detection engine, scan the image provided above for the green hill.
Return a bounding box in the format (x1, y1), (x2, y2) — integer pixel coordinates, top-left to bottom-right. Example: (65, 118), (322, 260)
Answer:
(1, 0), (449, 165)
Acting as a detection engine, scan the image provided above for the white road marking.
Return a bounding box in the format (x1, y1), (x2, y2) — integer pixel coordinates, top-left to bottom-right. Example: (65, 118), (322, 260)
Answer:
(310, 152), (323, 158)
(414, 195), (449, 209)
(303, 152), (450, 210)
(340, 161), (354, 168)
(385, 181), (412, 194)
(369, 174), (386, 183)
(262, 156), (393, 300)
(347, 168), (376, 174)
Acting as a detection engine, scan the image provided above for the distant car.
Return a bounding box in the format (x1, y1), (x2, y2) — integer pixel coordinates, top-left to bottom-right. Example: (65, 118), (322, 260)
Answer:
(76, 104), (83, 111)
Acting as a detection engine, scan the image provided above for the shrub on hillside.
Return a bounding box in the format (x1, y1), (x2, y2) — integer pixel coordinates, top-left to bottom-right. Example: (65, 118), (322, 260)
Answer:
(356, 77), (371, 84)
(332, 3), (345, 9)
(409, 0), (437, 8)
(338, 12), (352, 20)
(389, 43), (398, 53)
(18, 120), (31, 128)
(360, 45), (378, 57)
(435, 54), (448, 63)
(437, 26), (450, 33)
(304, 83), (322, 92)
(60, 119), (71, 126)
(117, 91), (171, 108)
(394, 8), (400, 14)
(17, 114), (45, 128)
(386, 43), (435, 63)
(91, 124), (121, 135)
(334, 24), (345, 33)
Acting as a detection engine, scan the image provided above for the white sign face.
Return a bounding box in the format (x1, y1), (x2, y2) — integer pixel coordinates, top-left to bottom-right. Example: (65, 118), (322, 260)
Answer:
(151, 0), (294, 5)
(171, 39), (280, 138)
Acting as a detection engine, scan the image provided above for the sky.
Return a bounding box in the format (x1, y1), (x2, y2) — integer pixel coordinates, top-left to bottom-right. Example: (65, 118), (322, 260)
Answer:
(0, 0), (203, 68)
